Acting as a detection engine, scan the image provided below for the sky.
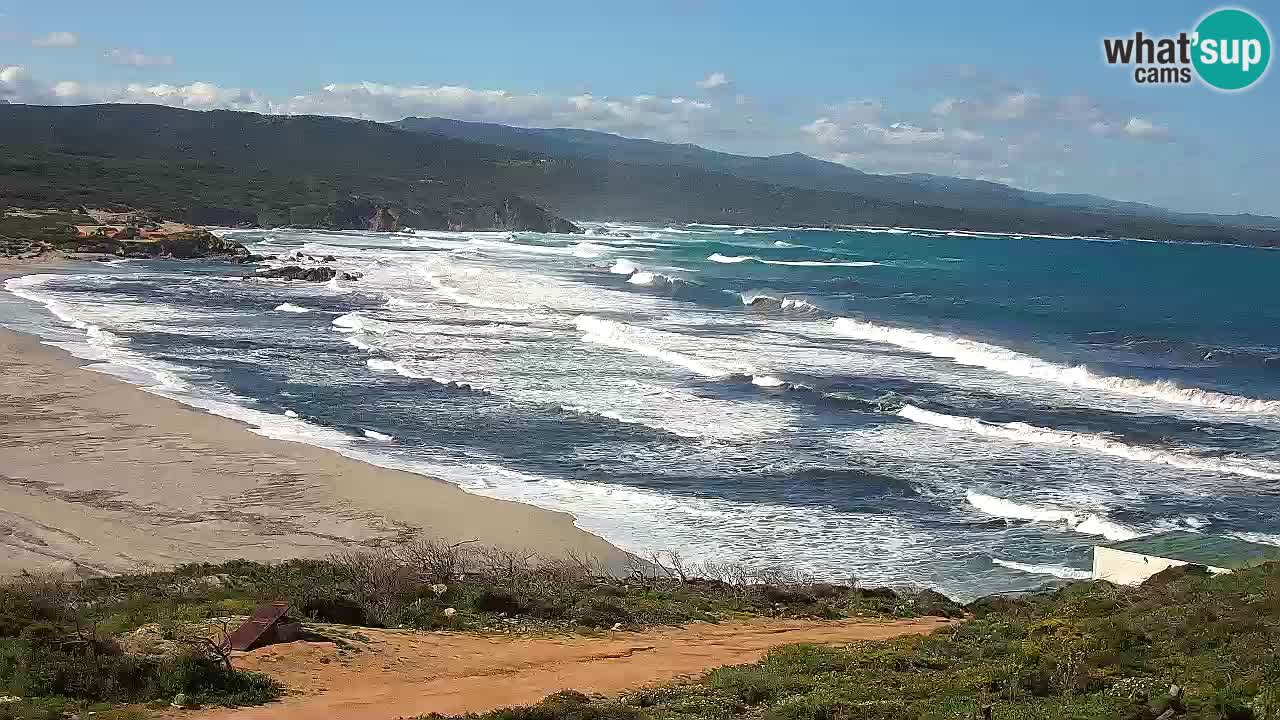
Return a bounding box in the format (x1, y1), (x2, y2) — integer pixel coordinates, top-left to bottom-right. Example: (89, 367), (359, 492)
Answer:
(2, 1), (1276, 215)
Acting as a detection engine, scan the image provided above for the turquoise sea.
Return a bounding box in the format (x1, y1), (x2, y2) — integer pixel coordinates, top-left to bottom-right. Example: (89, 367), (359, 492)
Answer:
(6, 222), (1279, 598)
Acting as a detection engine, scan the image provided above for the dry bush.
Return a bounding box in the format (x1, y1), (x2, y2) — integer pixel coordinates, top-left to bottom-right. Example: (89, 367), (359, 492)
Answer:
(395, 537), (478, 583)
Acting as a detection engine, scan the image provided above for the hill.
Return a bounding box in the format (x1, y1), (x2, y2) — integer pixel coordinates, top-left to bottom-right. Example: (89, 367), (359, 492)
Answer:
(1, 104), (1278, 245)
(0, 104), (579, 233)
(398, 116), (1280, 236)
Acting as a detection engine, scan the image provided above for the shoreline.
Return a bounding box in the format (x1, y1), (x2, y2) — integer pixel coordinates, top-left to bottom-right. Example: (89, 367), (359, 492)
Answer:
(0, 257), (632, 577)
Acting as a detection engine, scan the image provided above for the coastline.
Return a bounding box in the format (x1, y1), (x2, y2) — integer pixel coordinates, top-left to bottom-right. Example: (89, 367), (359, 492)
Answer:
(0, 258), (632, 577)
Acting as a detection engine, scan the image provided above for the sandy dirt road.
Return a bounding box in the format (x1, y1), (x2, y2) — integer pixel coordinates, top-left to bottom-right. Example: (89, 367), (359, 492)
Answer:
(194, 617), (950, 719)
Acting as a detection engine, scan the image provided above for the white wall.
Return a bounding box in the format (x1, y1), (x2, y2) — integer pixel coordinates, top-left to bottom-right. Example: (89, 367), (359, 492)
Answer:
(1092, 546), (1228, 585)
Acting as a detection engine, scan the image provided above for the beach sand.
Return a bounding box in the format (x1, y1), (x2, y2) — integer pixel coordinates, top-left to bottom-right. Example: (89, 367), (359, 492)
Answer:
(0, 273), (632, 576)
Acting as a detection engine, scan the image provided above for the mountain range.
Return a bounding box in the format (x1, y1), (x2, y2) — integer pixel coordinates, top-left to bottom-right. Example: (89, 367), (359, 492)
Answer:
(2, 103), (1278, 245)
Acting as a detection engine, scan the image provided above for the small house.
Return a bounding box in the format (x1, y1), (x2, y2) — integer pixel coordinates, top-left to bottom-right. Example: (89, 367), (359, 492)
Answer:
(1093, 531), (1280, 585)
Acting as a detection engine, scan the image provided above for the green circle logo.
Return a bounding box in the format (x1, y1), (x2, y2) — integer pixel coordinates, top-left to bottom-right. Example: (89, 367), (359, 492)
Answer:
(1193, 8), (1271, 90)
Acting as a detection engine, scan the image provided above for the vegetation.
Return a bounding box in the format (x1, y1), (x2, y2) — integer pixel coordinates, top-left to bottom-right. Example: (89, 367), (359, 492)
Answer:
(0, 539), (958, 717)
(3, 104), (1278, 245)
(0, 574), (281, 720)
(434, 563), (1280, 720)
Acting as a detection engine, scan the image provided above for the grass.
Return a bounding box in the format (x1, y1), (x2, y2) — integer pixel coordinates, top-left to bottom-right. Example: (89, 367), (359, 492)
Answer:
(0, 540), (960, 718)
(430, 563), (1280, 720)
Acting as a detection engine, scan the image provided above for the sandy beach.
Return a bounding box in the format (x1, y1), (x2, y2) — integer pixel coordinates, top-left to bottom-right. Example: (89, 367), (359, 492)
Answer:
(0, 260), (631, 577)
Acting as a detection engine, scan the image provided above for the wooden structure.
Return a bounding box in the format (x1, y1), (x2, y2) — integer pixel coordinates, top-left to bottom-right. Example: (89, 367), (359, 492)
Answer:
(227, 602), (303, 651)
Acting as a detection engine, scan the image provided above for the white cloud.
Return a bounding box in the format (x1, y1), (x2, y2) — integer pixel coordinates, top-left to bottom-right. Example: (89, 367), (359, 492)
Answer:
(106, 48), (176, 67)
(1123, 116), (1171, 140)
(696, 72), (730, 90)
(31, 31), (78, 48)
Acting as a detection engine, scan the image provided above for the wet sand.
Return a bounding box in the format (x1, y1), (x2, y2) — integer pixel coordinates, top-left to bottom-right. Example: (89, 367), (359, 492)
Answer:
(0, 310), (632, 577)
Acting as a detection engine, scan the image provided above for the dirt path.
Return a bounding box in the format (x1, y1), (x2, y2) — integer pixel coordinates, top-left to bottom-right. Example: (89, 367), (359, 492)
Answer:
(193, 617), (949, 719)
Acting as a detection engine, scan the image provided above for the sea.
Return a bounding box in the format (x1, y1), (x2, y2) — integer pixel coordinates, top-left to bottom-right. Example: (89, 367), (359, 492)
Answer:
(5, 222), (1279, 599)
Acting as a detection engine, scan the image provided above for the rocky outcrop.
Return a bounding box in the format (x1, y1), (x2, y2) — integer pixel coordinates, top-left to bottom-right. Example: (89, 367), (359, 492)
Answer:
(61, 229), (250, 260)
(285, 195), (579, 234)
(253, 266), (362, 282)
(368, 207), (400, 232)
(445, 196), (581, 233)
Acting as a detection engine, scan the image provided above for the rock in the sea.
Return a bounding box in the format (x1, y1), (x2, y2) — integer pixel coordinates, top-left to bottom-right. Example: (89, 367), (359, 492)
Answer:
(369, 207), (401, 232)
(254, 265), (338, 282)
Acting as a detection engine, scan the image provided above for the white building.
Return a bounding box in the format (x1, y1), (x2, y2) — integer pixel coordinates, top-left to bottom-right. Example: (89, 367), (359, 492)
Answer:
(1093, 531), (1280, 586)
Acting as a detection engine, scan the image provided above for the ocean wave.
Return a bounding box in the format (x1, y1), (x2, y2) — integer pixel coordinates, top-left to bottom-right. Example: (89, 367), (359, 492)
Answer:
(274, 303), (311, 313)
(833, 317), (1280, 414)
(737, 291), (824, 313)
(332, 312), (388, 334)
(762, 259), (881, 267)
(609, 259), (640, 275)
(708, 253), (880, 268)
(417, 269), (531, 311)
(1233, 531), (1280, 547)
(900, 404), (1280, 480)
(363, 429), (395, 442)
(5, 275), (188, 391)
(627, 271), (657, 286)
(773, 240), (797, 247)
(576, 315), (733, 378)
(734, 228), (773, 235)
(991, 557), (1091, 580)
(966, 490), (1139, 541)
(572, 242), (608, 258)
(366, 357), (491, 393)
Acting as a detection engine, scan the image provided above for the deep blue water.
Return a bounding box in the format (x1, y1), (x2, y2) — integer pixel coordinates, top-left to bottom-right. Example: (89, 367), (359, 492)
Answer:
(6, 222), (1279, 598)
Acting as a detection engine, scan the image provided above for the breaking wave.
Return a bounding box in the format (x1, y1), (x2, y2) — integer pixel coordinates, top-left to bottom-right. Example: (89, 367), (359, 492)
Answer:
(609, 259), (640, 275)
(833, 317), (1280, 414)
(966, 490), (1139, 541)
(991, 558), (1091, 580)
(417, 269), (530, 311)
(274, 303), (311, 313)
(737, 291), (824, 313)
(899, 404), (1280, 480)
(708, 253), (879, 267)
(363, 429), (395, 442)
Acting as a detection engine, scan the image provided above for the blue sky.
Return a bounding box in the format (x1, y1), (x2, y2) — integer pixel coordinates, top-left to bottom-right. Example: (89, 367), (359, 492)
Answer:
(2, 1), (1276, 215)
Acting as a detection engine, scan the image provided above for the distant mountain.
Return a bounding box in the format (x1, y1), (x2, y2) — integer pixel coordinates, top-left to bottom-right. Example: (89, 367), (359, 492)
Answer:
(1, 104), (1277, 246)
(397, 116), (1280, 231)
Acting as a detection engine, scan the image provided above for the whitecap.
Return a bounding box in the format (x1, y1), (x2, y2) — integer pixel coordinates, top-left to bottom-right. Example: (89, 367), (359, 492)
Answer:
(966, 490), (1139, 541)
(363, 429), (395, 442)
(992, 558), (1091, 580)
(899, 404), (1280, 480)
(274, 303), (311, 313)
(833, 318), (1280, 414)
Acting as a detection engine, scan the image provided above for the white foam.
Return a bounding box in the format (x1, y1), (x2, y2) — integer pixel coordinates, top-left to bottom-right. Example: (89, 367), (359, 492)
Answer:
(284, 409), (299, 418)
(418, 269), (531, 311)
(363, 429), (395, 442)
(609, 259), (640, 275)
(761, 259), (881, 267)
(572, 243), (607, 258)
(345, 335), (375, 351)
(966, 490), (1138, 541)
(900, 404), (1280, 480)
(332, 312), (388, 334)
(708, 253), (879, 268)
(627, 271), (656, 286)
(833, 317), (1280, 415)
(1232, 531), (1280, 547)
(576, 315), (733, 378)
(992, 558), (1091, 580)
(274, 303), (311, 313)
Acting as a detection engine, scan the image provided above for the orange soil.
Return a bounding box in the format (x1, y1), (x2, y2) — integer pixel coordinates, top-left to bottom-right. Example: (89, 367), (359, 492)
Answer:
(192, 617), (949, 719)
